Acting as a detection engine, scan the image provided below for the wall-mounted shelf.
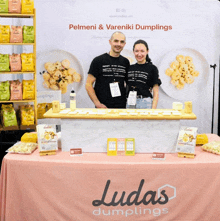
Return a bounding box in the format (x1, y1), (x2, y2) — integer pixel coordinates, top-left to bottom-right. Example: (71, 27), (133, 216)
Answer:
(0, 9), (37, 130)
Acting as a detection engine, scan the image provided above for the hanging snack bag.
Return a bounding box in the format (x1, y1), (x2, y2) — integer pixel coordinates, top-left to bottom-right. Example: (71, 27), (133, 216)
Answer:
(0, 0), (9, 13)
(0, 81), (10, 101)
(8, 0), (21, 13)
(10, 80), (22, 100)
(1, 104), (18, 127)
(21, 53), (35, 71)
(21, 0), (34, 14)
(10, 26), (23, 43)
(9, 54), (22, 71)
(19, 105), (35, 126)
(23, 25), (34, 43)
(0, 25), (10, 43)
(0, 54), (10, 72)
(22, 79), (35, 100)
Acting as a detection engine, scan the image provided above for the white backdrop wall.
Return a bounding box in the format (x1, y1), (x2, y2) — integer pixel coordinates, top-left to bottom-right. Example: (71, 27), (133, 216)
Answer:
(1, 0), (219, 133)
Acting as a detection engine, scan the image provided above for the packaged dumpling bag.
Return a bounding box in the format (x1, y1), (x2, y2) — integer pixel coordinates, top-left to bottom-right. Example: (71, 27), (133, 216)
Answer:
(9, 0), (21, 13)
(22, 79), (35, 100)
(21, 0), (34, 14)
(0, 81), (10, 101)
(0, 25), (10, 43)
(9, 54), (22, 71)
(10, 26), (23, 43)
(19, 105), (35, 126)
(0, 54), (10, 72)
(21, 53), (35, 72)
(1, 104), (18, 127)
(23, 26), (34, 43)
(10, 80), (22, 100)
(0, 0), (9, 13)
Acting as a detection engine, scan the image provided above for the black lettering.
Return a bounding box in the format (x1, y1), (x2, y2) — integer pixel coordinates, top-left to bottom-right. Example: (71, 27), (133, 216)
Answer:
(140, 191), (158, 205)
(157, 190), (169, 204)
(92, 180), (111, 206)
(110, 191), (126, 206)
(127, 179), (144, 206)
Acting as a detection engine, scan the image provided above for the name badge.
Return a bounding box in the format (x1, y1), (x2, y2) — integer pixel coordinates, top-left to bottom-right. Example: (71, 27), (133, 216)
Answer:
(127, 91), (137, 105)
(110, 82), (121, 97)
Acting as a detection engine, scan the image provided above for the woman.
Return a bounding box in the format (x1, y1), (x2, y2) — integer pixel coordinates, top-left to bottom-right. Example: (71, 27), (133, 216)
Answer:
(126, 40), (161, 109)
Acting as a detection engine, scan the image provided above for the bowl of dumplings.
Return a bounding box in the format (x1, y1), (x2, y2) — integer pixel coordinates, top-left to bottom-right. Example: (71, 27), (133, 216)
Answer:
(41, 59), (82, 94)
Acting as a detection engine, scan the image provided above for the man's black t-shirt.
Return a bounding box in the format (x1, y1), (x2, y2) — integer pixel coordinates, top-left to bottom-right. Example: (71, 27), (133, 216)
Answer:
(127, 62), (161, 98)
(88, 53), (130, 108)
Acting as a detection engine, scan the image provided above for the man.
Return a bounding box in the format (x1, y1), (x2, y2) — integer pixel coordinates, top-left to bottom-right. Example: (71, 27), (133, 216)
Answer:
(86, 31), (130, 108)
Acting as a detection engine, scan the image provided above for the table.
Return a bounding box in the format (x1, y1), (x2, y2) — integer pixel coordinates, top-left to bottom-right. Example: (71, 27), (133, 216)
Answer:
(44, 108), (197, 153)
(1, 134), (220, 221)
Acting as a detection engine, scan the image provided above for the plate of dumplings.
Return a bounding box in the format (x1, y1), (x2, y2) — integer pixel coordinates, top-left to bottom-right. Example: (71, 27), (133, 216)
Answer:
(37, 50), (84, 102)
(159, 48), (209, 101)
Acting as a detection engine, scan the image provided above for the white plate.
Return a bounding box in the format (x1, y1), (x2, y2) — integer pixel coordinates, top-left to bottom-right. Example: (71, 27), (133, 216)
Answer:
(159, 48), (209, 101)
(37, 50), (84, 103)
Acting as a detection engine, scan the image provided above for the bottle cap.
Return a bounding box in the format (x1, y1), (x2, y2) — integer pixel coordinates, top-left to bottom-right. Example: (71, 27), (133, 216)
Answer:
(71, 88), (75, 93)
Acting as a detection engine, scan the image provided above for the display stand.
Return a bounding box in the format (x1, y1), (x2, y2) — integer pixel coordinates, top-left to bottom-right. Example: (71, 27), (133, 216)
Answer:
(39, 150), (57, 156)
(0, 9), (37, 130)
(178, 152), (195, 159)
(44, 108), (197, 153)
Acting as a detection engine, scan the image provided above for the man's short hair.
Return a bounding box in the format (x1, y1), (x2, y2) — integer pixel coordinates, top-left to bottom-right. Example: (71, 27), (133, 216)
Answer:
(110, 31), (126, 41)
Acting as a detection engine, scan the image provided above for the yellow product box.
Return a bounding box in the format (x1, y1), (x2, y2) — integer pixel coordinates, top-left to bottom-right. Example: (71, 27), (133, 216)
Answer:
(107, 138), (117, 156)
(125, 138), (135, 156)
(175, 126), (198, 154)
(37, 124), (58, 153)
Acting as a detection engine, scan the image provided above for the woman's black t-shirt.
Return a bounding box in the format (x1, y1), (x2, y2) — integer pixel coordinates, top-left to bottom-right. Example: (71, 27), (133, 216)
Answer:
(127, 62), (161, 98)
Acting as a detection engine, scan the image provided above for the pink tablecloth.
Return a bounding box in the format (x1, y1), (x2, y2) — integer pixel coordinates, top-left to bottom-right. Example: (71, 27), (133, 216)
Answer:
(1, 134), (220, 221)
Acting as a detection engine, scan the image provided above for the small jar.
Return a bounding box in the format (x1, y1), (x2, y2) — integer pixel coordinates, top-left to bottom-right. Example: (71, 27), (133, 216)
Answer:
(184, 101), (192, 114)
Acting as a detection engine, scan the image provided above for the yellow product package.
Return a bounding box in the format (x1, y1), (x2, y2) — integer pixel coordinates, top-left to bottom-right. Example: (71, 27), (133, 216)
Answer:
(21, 132), (37, 143)
(37, 103), (46, 119)
(22, 79), (35, 100)
(21, 53), (35, 72)
(20, 105), (35, 126)
(21, 0), (34, 14)
(0, 25), (10, 43)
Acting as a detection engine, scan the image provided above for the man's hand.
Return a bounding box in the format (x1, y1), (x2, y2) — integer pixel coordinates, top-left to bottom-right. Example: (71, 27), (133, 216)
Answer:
(95, 102), (107, 108)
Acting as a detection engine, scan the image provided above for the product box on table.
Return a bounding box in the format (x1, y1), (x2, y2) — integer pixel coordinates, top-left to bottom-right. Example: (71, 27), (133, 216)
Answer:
(37, 124), (58, 153)
(175, 126), (198, 154)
